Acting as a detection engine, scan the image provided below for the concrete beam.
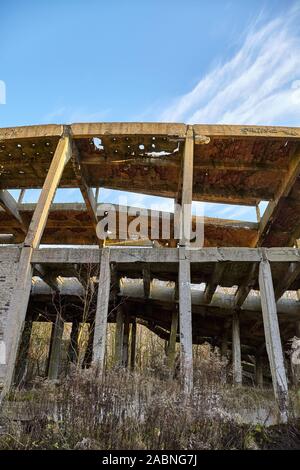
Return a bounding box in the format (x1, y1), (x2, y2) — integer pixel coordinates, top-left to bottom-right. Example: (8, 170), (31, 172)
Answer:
(0, 190), (26, 233)
(72, 141), (98, 229)
(234, 263), (258, 308)
(203, 262), (226, 304)
(32, 246), (300, 265)
(274, 262), (300, 301)
(34, 263), (60, 292)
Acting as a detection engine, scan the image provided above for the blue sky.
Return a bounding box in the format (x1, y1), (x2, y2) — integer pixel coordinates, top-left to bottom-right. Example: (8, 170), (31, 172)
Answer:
(1, 0), (300, 222)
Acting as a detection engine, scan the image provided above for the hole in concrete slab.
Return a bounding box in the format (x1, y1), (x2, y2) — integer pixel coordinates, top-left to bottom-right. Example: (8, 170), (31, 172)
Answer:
(54, 188), (84, 203)
(92, 137), (104, 151)
(22, 189), (42, 203)
(199, 201), (259, 222)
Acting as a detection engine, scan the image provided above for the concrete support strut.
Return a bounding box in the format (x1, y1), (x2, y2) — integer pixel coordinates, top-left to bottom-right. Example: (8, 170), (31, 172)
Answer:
(259, 258), (289, 422)
(92, 248), (111, 371)
(179, 250), (193, 394)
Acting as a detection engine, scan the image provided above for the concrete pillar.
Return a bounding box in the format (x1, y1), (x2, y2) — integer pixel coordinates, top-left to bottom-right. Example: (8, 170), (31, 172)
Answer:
(93, 248), (111, 370)
(255, 355), (264, 387)
(130, 319), (137, 371)
(47, 315), (64, 380)
(114, 307), (124, 367)
(68, 320), (80, 364)
(14, 319), (33, 386)
(167, 309), (178, 370)
(259, 258), (288, 423)
(232, 312), (242, 384)
(179, 248), (193, 394)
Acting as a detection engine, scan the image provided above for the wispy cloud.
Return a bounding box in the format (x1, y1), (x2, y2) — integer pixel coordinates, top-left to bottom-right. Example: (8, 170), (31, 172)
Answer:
(161, 3), (300, 126)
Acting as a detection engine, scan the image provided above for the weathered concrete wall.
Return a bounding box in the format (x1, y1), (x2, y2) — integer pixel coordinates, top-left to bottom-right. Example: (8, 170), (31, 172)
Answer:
(0, 247), (20, 385)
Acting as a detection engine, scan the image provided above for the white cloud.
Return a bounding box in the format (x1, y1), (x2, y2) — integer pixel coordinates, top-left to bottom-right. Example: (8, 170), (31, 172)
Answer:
(161, 3), (300, 126)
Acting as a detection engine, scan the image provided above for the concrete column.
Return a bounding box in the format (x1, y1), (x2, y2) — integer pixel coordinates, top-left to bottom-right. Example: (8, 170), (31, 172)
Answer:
(167, 309), (178, 370)
(130, 319), (137, 371)
(93, 248), (111, 371)
(259, 258), (288, 423)
(179, 248), (193, 394)
(14, 319), (33, 386)
(232, 312), (242, 384)
(114, 307), (124, 367)
(47, 315), (64, 380)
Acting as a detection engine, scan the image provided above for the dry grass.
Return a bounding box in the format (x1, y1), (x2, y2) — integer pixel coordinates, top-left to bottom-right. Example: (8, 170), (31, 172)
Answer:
(1, 348), (300, 450)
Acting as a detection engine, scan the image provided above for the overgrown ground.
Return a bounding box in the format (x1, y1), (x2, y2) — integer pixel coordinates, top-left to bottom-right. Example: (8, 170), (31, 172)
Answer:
(1, 348), (300, 450)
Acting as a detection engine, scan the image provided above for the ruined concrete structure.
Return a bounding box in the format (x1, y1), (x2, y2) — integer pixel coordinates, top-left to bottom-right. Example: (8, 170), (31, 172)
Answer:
(0, 122), (300, 422)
